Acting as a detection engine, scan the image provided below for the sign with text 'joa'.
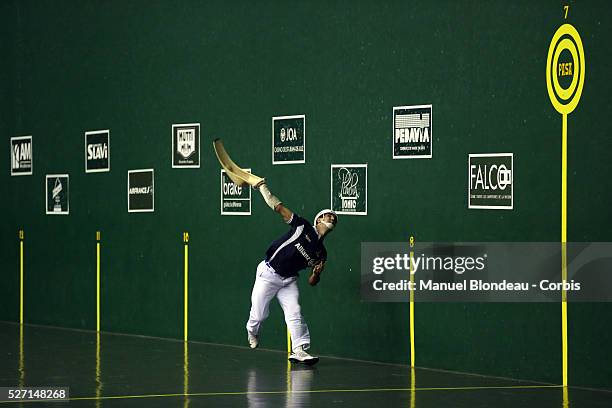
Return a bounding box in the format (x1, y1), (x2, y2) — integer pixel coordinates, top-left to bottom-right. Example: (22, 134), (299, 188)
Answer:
(272, 115), (305, 164)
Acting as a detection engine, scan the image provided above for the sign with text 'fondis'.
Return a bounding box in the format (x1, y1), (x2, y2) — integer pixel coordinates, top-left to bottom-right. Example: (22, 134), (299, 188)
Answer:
(331, 164), (367, 215)
(272, 115), (305, 164)
(221, 169), (251, 215)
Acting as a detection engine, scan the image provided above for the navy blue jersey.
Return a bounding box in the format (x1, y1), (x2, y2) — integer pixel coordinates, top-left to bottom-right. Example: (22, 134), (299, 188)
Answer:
(265, 213), (327, 278)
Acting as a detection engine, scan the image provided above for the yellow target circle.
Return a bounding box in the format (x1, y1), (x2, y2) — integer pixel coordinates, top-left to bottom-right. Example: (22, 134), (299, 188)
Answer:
(546, 24), (585, 115)
(552, 38), (579, 100)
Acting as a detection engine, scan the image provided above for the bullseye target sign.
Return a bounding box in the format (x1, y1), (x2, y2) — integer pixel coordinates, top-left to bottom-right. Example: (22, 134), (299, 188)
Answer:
(546, 24), (585, 116)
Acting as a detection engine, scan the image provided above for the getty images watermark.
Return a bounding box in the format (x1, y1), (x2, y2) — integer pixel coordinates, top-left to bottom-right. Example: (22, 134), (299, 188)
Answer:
(361, 242), (612, 302)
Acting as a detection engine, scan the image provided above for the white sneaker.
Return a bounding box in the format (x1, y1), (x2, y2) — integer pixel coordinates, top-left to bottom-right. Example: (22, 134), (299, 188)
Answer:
(247, 331), (259, 349)
(289, 345), (319, 365)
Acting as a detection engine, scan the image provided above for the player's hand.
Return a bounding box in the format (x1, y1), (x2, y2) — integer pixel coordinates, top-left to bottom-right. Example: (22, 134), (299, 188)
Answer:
(308, 272), (320, 286)
(312, 261), (325, 275)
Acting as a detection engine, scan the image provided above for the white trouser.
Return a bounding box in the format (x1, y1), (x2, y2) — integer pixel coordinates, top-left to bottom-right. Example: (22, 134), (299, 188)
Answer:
(246, 261), (311, 350)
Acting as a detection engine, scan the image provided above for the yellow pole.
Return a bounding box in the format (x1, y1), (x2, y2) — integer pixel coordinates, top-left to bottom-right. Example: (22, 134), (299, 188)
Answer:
(97, 231), (101, 332)
(19, 229), (24, 324)
(561, 114), (568, 387)
(409, 236), (415, 367)
(184, 232), (189, 342)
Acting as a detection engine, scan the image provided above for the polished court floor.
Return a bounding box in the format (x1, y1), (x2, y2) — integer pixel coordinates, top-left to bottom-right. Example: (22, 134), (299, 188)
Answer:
(1, 322), (610, 407)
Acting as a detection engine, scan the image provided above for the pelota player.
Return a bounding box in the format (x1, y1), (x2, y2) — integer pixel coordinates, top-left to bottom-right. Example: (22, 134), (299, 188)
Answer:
(246, 181), (338, 365)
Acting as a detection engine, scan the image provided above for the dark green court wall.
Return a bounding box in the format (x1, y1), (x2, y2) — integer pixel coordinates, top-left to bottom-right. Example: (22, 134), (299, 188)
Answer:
(1, 0), (611, 389)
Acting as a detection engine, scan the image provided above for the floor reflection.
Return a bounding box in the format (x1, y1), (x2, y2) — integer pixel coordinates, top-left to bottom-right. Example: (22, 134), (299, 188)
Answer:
(184, 341), (190, 408)
(19, 324), (24, 387)
(95, 332), (103, 408)
(247, 362), (315, 408)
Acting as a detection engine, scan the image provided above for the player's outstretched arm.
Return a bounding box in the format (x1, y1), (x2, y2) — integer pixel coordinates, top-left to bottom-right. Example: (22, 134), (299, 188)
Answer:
(275, 204), (294, 223)
(255, 181), (294, 222)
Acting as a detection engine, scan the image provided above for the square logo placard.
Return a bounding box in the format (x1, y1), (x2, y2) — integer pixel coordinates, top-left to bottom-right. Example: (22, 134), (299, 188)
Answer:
(331, 164), (367, 215)
(393, 105), (432, 159)
(11, 136), (33, 176)
(85, 130), (110, 173)
(46, 174), (69, 215)
(128, 169), (154, 212)
(221, 169), (251, 215)
(172, 123), (200, 168)
(468, 153), (513, 210)
(272, 115), (305, 164)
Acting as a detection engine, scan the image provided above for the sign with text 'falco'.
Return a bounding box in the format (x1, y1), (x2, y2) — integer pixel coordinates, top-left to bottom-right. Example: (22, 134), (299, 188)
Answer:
(468, 153), (513, 210)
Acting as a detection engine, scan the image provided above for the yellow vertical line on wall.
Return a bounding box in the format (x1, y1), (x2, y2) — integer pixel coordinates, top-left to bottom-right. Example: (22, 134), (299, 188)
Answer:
(184, 232), (189, 342)
(287, 329), (292, 353)
(19, 230), (24, 325)
(409, 236), (415, 367)
(561, 114), (568, 387)
(97, 231), (101, 332)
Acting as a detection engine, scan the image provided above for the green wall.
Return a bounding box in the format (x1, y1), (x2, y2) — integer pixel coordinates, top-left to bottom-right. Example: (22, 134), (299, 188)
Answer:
(1, 0), (611, 389)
